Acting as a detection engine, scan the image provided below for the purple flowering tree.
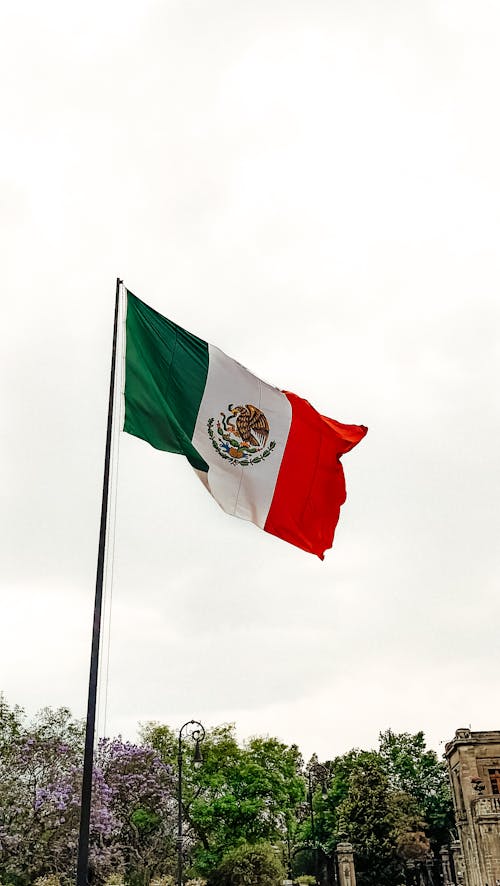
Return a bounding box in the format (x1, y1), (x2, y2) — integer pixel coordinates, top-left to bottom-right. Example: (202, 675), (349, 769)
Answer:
(0, 697), (177, 886)
(96, 737), (176, 885)
(0, 701), (88, 883)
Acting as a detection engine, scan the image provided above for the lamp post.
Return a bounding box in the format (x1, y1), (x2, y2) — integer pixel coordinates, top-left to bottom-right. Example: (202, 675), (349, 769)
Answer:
(285, 814), (293, 881)
(177, 719), (205, 886)
(306, 762), (331, 885)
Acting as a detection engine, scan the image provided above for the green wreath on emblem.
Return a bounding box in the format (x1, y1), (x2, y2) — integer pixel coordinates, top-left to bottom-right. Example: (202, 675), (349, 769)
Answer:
(207, 416), (276, 467)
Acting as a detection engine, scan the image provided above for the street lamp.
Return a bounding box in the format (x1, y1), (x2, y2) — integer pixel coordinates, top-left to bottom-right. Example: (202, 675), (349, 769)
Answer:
(306, 762), (331, 885)
(177, 719), (205, 886)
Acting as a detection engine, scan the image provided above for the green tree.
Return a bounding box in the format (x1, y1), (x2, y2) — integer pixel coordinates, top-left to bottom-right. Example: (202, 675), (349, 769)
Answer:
(311, 750), (361, 850)
(295, 733), (452, 884)
(140, 723), (304, 877)
(337, 752), (427, 886)
(292, 748), (373, 878)
(206, 842), (285, 886)
(378, 729), (454, 849)
(0, 693), (24, 751)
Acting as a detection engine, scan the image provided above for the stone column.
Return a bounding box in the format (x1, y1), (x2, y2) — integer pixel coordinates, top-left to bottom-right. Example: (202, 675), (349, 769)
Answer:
(425, 854), (437, 886)
(450, 840), (466, 885)
(440, 846), (453, 885)
(336, 841), (356, 886)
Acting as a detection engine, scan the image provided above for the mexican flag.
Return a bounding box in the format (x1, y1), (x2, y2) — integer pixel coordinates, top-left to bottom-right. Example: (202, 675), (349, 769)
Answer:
(124, 291), (367, 559)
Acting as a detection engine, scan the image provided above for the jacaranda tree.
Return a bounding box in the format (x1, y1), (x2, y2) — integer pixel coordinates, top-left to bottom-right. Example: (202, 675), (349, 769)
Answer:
(0, 697), (176, 886)
(0, 695), (453, 886)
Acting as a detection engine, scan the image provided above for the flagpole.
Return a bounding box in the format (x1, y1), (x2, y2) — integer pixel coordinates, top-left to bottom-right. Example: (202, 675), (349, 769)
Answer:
(76, 277), (122, 886)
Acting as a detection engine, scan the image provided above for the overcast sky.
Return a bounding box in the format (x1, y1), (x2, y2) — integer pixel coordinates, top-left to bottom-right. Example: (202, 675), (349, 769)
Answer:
(2, 0), (499, 763)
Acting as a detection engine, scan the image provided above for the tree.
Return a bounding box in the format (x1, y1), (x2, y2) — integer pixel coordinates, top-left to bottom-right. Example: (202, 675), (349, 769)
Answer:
(295, 733), (453, 885)
(0, 701), (88, 885)
(331, 751), (432, 886)
(378, 729), (454, 849)
(303, 750), (361, 851)
(140, 723), (305, 878)
(0, 696), (454, 886)
(206, 842), (285, 886)
(96, 737), (176, 885)
(0, 699), (175, 886)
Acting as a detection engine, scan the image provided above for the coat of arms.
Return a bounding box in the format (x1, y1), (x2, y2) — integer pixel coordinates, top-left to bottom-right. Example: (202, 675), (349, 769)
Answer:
(207, 404), (276, 466)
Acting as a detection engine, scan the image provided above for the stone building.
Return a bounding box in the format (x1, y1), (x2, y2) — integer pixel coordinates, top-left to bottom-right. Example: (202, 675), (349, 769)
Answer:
(445, 728), (500, 886)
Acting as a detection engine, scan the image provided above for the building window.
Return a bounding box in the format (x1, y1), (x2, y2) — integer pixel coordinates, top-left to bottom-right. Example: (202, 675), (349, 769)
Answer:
(454, 768), (465, 809)
(488, 769), (500, 795)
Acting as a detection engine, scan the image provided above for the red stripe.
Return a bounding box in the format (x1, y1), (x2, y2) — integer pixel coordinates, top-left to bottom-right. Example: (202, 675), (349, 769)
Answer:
(264, 392), (367, 559)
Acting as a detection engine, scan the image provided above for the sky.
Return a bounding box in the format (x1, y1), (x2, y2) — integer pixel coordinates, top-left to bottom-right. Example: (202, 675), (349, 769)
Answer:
(1, 0), (499, 763)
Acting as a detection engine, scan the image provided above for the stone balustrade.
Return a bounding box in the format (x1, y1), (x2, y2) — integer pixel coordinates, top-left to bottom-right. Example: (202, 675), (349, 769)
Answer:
(472, 794), (500, 818)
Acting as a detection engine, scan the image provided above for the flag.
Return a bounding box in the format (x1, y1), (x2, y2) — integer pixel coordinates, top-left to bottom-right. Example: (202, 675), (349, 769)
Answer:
(123, 290), (367, 559)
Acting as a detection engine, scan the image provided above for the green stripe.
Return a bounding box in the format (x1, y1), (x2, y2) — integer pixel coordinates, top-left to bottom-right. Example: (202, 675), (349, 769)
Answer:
(124, 291), (209, 472)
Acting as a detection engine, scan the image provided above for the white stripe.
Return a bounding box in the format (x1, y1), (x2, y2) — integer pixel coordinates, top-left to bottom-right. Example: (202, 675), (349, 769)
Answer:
(191, 345), (292, 528)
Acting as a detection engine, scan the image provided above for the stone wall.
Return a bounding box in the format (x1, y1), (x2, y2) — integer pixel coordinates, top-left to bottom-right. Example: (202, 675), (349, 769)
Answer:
(445, 729), (500, 885)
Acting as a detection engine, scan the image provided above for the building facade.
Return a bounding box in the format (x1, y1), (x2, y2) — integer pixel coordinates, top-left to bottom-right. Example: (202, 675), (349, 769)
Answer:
(445, 728), (500, 886)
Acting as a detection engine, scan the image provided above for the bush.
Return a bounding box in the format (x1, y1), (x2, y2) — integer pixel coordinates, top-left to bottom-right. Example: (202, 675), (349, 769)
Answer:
(206, 843), (285, 886)
(104, 875), (127, 886)
(295, 878), (316, 885)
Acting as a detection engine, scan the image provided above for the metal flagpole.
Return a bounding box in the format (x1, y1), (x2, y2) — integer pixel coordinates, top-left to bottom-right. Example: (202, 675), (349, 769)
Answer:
(76, 278), (122, 886)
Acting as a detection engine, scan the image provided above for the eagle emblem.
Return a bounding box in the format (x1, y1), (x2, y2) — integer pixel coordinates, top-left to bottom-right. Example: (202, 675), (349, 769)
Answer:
(207, 404), (276, 466)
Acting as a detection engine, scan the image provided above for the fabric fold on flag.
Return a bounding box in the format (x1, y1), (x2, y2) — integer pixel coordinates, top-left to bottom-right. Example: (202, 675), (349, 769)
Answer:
(124, 290), (367, 559)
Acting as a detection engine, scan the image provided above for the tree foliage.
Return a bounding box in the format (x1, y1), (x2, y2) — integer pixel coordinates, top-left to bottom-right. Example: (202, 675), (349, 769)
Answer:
(337, 753), (403, 885)
(295, 734), (452, 886)
(0, 697), (175, 886)
(0, 699), (87, 885)
(96, 737), (176, 885)
(0, 694), (453, 886)
(140, 722), (304, 875)
(378, 728), (454, 849)
(205, 842), (285, 886)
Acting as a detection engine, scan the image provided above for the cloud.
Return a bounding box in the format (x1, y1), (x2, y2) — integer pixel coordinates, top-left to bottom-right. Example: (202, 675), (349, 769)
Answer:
(1, 0), (500, 760)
